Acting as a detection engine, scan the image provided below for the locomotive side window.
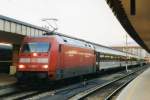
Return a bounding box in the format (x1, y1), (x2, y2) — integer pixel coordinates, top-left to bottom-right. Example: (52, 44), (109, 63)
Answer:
(22, 42), (50, 53)
(63, 39), (67, 42)
(61, 36), (93, 49)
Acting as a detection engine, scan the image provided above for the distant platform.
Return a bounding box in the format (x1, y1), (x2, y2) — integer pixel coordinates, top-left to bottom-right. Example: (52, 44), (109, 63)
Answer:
(0, 73), (16, 87)
(117, 67), (150, 100)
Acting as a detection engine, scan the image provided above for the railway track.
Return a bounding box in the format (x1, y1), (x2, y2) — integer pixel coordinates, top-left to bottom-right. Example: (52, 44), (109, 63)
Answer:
(0, 65), (147, 100)
(2, 89), (50, 100)
(104, 68), (146, 100)
(0, 81), (51, 99)
(69, 66), (147, 100)
(104, 79), (132, 100)
(0, 84), (36, 99)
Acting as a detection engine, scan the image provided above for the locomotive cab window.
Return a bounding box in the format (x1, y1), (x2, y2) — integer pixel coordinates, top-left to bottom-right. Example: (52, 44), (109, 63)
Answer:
(22, 42), (50, 53)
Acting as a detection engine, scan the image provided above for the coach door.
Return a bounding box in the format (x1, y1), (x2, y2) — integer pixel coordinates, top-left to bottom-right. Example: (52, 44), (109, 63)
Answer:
(96, 52), (100, 71)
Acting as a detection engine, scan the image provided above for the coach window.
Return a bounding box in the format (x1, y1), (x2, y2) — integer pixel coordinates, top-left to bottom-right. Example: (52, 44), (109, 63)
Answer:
(116, 56), (120, 61)
(104, 54), (107, 61)
(114, 56), (118, 60)
(100, 54), (104, 60)
(115, 56), (118, 61)
(113, 55), (116, 60)
(115, 56), (118, 60)
(109, 55), (112, 61)
(133, 58), (136, 61)
(120, 56), (123, 61)
(104, 54), (108, 61)
(122, 56), (126, 61)
(105, 54), (110, 61)
(131, 57), (134, 61)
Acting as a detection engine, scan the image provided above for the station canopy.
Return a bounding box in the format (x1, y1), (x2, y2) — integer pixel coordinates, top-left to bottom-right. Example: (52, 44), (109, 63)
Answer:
(106, 0), (150, 53)
(0, 15), (49, 44)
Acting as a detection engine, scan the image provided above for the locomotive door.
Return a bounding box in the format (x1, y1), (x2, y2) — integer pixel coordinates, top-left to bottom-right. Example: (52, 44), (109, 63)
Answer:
(96, 52), (100, 71)
(58, 44), (64, 79)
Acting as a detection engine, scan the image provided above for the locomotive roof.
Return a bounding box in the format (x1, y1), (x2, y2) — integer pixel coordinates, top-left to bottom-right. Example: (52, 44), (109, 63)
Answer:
(41, 32), (142, 59)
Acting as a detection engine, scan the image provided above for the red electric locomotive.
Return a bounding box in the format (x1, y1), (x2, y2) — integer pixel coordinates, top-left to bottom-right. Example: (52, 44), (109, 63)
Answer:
(17, 34), (96, 80)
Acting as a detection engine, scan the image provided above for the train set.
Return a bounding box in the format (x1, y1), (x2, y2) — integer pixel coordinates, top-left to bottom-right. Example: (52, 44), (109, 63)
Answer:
(16, 33), (145, 81)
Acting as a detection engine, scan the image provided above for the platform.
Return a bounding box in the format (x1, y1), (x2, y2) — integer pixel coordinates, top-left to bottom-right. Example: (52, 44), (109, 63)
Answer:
(117, 67), (150, 100)
(0, 73), (17, 88)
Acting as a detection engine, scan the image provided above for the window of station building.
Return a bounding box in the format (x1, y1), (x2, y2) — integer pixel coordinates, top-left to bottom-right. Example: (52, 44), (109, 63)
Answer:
(42, 31), (46, 35)
(38, 30), (43, 36)
(27, 27), (31, 36)
(22, 25), (26, 35)
(35, 29), (39, 37)
(0, 19), (4, 31)
(4, 21), (11, 32)
(31, 28), (35, 36)
(10, 22), (16, 33)
(16, 24), (22, 34)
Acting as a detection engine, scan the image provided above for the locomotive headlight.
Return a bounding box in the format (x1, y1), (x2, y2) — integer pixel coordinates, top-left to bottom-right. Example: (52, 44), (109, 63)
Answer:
(42, 65), (48, 69)
(18, 64), (25, 69)
(33, 53), (38, 57)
